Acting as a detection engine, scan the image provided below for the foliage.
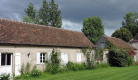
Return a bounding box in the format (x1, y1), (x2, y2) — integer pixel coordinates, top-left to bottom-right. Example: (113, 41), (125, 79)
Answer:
(24, 2), (36, 21)
(22, 66), (138, 80)
(66, 61), (86, 71)
(81, 46), (95, 69)
(111, 28), (133, 42)
(30, 65), (42, 77)
(105, 40), (116, 50)
(96, 63), (110, 68)
(45, 62), (52, 73)
(128, 49), (136, 57)
(25, 62), (31, 74)
(128, 56), (134, 66)
(48, 0), (62, 28)
(95, 48), (103, 61)
(108, 48), (129, 67)
(58, 65), (68, 73)
(22, 15), (34, 23)
(46, 48), (61, 74)
(24, 0), (62, 28)
(122, 12), (138, 37)
(134, 62), (138, 65)
(82, 16), (104, 44)
(0, 73), (10, 80)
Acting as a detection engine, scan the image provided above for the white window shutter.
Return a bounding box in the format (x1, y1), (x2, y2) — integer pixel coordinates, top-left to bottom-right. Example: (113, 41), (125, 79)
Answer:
(61, 53), (64, 63)
(77, 53), (81, 62)
(36, 52), (40, 64)
(48, 52), (51, 62)
(15, 53), (21, 76)
(64, 53), (68, 63)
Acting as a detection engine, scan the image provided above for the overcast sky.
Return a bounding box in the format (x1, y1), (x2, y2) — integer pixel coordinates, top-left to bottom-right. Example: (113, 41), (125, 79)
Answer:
(0, 0), (138, 36)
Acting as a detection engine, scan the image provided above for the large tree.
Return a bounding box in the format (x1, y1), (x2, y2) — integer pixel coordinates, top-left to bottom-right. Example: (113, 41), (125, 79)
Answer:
(24, 2), (36, 21)
(24, 0), (62, 28)
(111, 28), (133, 42)
(82, 16), (104, 44)
(48, 0), (62, 28)
(122, 12), (138, 37)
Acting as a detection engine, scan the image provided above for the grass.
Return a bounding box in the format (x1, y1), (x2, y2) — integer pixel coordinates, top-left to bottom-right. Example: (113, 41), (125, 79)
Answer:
(18, 65), (138, 80)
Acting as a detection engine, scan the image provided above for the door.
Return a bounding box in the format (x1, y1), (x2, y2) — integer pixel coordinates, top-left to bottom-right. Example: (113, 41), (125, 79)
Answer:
(1, 53), (12, 75)
(15, 53), (21, 76)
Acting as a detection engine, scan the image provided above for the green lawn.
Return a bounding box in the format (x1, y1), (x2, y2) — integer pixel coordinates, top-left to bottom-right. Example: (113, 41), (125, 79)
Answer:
(20, 66), (138, 80)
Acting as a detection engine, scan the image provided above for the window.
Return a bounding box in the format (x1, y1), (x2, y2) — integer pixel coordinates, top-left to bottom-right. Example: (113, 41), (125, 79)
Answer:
(1, 54), (11, 66)
(101, 42), (105, 48)
(36, 52), (46, 64)
(40, 53), (46, 63)
(76, 53), (81, 62)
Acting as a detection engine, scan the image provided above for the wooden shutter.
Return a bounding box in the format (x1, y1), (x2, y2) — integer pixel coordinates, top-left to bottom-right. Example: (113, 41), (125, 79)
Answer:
(77, 53), (81, 62)
(36, 52), (40, 64)
(61, 53), (64, 63)
(64, 53), (68, 63)
(15, 53), (21, 76)
(48, 52), (51, 62)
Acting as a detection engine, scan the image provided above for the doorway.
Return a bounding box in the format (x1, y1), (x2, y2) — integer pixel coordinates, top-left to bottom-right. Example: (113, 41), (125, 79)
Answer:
(1, 53), (12, 75)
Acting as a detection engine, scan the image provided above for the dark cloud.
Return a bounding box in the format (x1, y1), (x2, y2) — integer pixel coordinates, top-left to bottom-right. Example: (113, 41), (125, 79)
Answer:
(0, 0), (138, 36)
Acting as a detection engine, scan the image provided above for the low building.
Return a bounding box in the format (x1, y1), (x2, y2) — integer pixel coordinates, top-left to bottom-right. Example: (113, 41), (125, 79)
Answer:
(95, 35), (137, 62)
(129, 33), (138, 61)
(0, 18), (96, 76)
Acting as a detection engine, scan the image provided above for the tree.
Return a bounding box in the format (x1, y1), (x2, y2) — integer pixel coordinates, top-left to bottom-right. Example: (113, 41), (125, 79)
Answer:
(23, 0), (62, 28)
(38, 0), (49, 26)
(24, 2), (36, 21)
(22, 15), (34, 23)
(48, 0), (62, 28)
(122, 12), (138, 37)
(111, 28), (133, 42)
(82, 16), (104, 44)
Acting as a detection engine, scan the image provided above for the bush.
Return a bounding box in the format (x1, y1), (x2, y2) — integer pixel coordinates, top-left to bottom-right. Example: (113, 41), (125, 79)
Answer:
(108, 48), (129, 67)
(30, 65), (42, 77)
(66, 61), (86, 71)
(51, 63), (59, 74)
(96, 63), (110, 68)
(45, 62), (52, 73)
(0, 73), (10, 80)
(128, 56), (134, 66)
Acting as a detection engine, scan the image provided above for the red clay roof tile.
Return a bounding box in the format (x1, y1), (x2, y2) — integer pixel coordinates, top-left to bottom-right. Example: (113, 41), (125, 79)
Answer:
(0, 18), (95, 48)
(104, 36), (136, 50)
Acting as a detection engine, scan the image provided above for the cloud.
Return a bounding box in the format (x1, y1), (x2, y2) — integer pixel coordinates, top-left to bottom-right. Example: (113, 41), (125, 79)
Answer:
(0, 0), (138, 37)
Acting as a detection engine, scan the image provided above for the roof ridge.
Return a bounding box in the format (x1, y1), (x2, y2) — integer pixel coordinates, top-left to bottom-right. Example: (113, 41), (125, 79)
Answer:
(0, 18), (82, 33)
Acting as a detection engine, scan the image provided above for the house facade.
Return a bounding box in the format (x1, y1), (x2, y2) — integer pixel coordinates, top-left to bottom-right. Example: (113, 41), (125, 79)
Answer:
(95, 35), (137, 62)
(0, 18), (96, 76)
(129, 33), (138, 61)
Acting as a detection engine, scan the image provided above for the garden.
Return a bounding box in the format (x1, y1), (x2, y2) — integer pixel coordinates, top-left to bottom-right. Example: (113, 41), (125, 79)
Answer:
(0, 47), (138, 80)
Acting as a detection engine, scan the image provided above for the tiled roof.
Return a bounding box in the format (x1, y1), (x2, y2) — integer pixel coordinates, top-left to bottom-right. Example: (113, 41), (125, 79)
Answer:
(0, 18), (95, 48)
(104, 36), (137, 50)
(129, 33), (138, 43)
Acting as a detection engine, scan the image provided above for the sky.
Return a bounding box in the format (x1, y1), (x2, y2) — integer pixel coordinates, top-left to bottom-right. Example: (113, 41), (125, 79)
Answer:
(0, 0), (138, 36)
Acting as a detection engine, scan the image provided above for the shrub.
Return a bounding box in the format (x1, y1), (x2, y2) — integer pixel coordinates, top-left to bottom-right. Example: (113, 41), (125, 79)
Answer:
(51, 63), (59, 74)
(96, 63), (110, 68)
(66, 61), (86, 71)
(30, 65), (42, 77)
(108, 48), (129, 67)
(128, 50), (136, 56)
(45, 62), (52, 73)
(0, 73), (10, 80)
(58, 65), (68, 73)
(128, 56), (134, 66)
(50, 48), (61, 74)
(134, 62), (138, 65)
